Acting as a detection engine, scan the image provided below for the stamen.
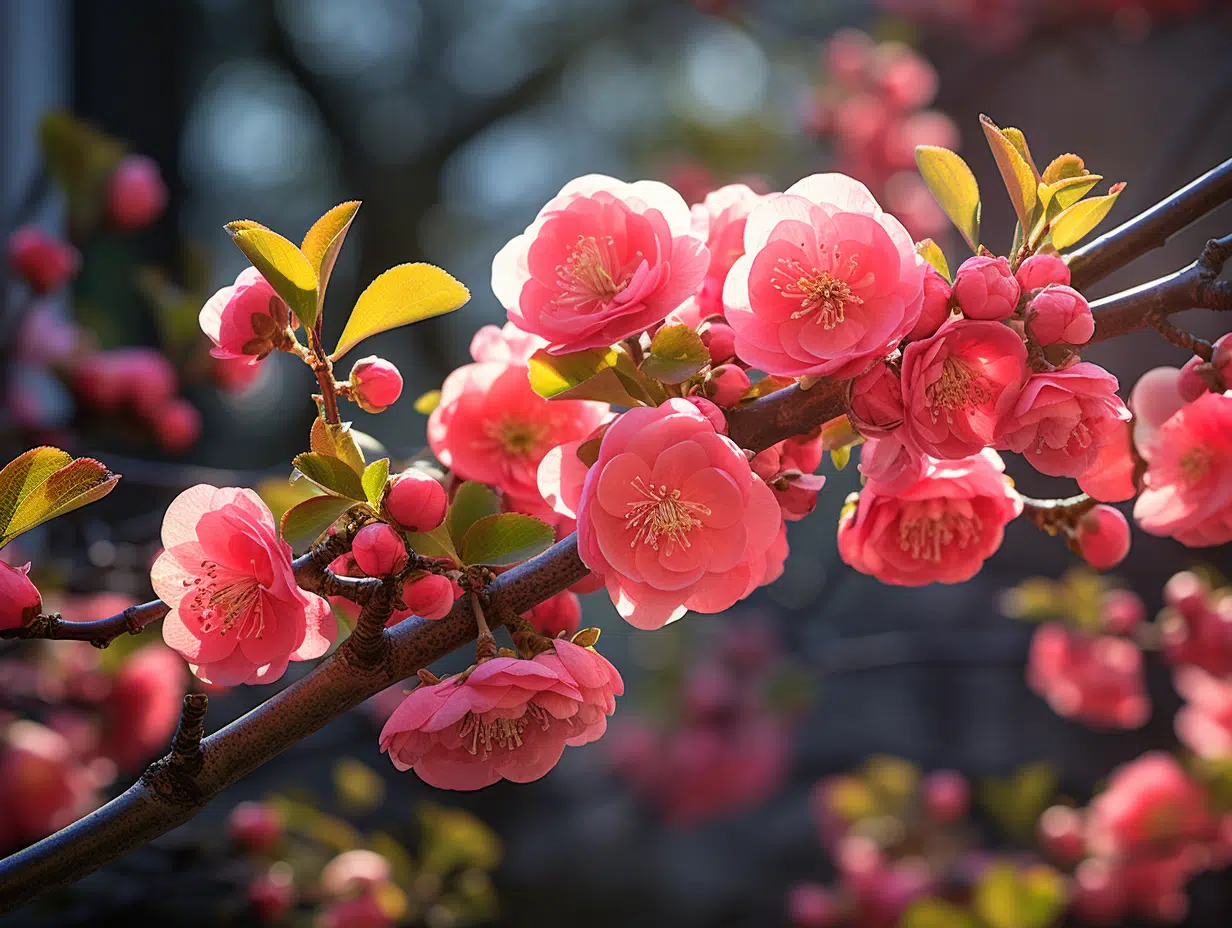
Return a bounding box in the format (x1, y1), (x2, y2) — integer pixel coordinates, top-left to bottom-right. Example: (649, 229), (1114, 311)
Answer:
(770, 253), (864, 328)
(456, 703), (552, 756)
(553, 235), (629, 311)
(624, 476), (712, 554)
(1179, 446), (1213, 485)
(479, 417), (549, 457)
(925, 357), (992, 423)
(190, 559), (264, 638)
(898, 507), (983, 561)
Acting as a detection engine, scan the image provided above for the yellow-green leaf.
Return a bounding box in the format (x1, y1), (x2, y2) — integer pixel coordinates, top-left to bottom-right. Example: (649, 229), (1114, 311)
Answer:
(981, 115), (1038, 230)
(640, 324), (710, 384)
(902, 899), (979, 928)
(1001, 127), (1040, 181)
(1042, 174), (1103, 212)
(223, 219), (271, 234)
(414, 390), (441, 415)
(280, 495), (356, 552)
(362, 458), (389, 508)
(447, 481), (502, 548)
(332, 757), (385, 814)
(1051, 182), (1126, 249)
(0, 450), (119, 548)
(226, 225), (319, 330)
(528, 347), (645, 406)
(310, 416), (366, 475)
(1041, 153), (1086, 185)
(980, 763), (1057, 842)
(0, 447), (73, 540)
(915, 238), (950, 281)
(915, 146), (981, 252)
(301, 201), (360, 311)
(403, 523), (458, 563)
(458, 513), (554, 566)
(830, 446), (851, 471)
(418, 802), (503, 874)
(331, 263), (470, 360)
(974, 863), (1067, 928)
(292, 452), (367, 500)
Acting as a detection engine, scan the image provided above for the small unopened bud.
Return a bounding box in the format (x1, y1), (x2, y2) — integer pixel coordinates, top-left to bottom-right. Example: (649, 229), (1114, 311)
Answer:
(953, 255), (1019, 322)
(1025, 285), (1094, 347)
(922, 769), (969, 823)
(701, 322), (736, 363)
(384, 470), (447, 533)
(1075, 505), (1131, 570)
(352, 523), (408, 577)
(847, 360), (904, 436)
(155, 399), (202, 454)
(0, 562), (42, 630)
(1212, 333), (1232, 388)
(106, 155), (168, 231)
(1038, 805), (1085, 866)
(705, 364), (751, 406)
(349, 356), (403, 413)
(685, 395), (729, 434)
(248, 863), (296, 923)
(907, 265), (951, 340)
(227, 801), (283, 852)
(402, 574), (457, 620)
(320, 848), (391, 897)
(1177, 355), (1211, 402)
(1016, 253), (1070, 291)
(6, 226), (80, 294)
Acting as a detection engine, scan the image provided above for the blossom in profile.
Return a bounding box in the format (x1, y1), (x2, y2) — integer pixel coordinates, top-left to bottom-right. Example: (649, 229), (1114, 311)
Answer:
(198, 267), (293, 365)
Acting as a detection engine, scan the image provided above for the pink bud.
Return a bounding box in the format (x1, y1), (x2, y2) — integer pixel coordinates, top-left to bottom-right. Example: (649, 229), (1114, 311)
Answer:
(402, 574), (456, 620)
(706, 364), (751, 406)
(908, 265), (952, 340)
(922, 769), (968, 823)
(872, 42), (938, 111)
(848, 360), (904, 436)
(1016, 253), (1071, 291)
(1072, 859), (1127, 926)
(1026, 285), (1094, 346)
(320, 849), (391, 897)
(1038, 805), (1086, 866)
(787, 881), (841, 927)
(384, 470), (447, 533)
(352, 523), (408, 577)
(684, 396), (728, 434)
(6, 226), (80, 294)
(824, 29), (873, 87)
(227, 801), (283, 852)
(106, 156), (168, 231)
(1213, 333), (1232, 387)
(524, 591), (581, 638)
(953, 255), (1019, 321)
(0, 561), (42, 630)
(1177, 354), (1210, 402)
(155, 398), (202, 454)
(248, 864), (296, 923)
(701, 322), (736, 363)
(113, 347), (178, 417)
(1102, 589), (1145, 636)
(349, 356), (403, 413)
(1076, 505), (1131, 570)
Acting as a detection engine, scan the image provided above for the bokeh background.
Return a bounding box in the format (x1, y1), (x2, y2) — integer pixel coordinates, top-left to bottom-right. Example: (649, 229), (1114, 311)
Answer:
(3, 0), (1232, 925)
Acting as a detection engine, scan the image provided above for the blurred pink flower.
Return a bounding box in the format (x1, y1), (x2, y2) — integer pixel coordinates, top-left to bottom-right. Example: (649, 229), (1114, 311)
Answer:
(99, 645), (186, 770)
(670, 183), (767, 324)
(1026, 623), (1149, 729)
(1087, 752), (1211, 858)
(1175, 666), (1232, 759)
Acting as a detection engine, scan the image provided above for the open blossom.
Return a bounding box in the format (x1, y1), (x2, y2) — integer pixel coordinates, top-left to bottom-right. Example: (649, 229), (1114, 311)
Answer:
(724, 174), (925, 378)
(575, 399), (782, 629)
(995, 362), (1131, 478)
(151, 485), (335, 685)
(671, 184), (766, 324)
(1078, 418), (1136, 503)
(838, 449), (1022, 586)
(1026, 623), (1149, 730)
(1087, 753), (1212, 858)
(492, 175), (709, 354)
(1134, 391), (1232, 547)
(1129, 366), (1187, 458)
(199, 267), (292, 365)
(901, 318), (1028, 460)
(1159, 571), (1232, 677)
(428, 326), (608, 513)
(524, 591), (582, 638)
(379, 643), (620, 790)
(0, 721), (101, 847)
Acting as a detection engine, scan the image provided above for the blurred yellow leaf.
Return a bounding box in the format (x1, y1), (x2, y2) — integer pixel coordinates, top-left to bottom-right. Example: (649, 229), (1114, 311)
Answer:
(332, 263), (469, 360)
(255, 475), (321, 524)
(981, 115), (1038, 230)
(226, 225), (319, 329)
(414, 390), (442, 415)
(332, 758), (386, 814)
(417, 803), (502, 875)
(915, 146), (981, 252)
(902, 899), (979, 928)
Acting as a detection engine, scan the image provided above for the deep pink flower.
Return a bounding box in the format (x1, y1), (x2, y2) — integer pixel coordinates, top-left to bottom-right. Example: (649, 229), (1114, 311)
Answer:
(671, 183), (766, 324)
(106, 155), (167, 230)
(837, 449), (1022, 586)
(1175, 666), (1232, 759)
(1025, 285), (1094, 347)
(0, 721), (100, 846)
(900, 319), (1028, 460)
(428, 333), (609, 513)
(248, 866), (296, 923)
(1026, 623), (1149, 729)
(348, 356), (403, 413)
(198, 267), (292, 365)
(493, 175), (709, 353)
(99, 645), (186, 770)
(524, 591), (582, 638)
(1160, 571), (1232, 677)
(724, 174), (925, 378)
(534, 639), (625, 743)
(1086, 752), (1211, 858)
(575, 399), (783, 629)
(848, 359), (904, 436)
(1177, 354), (1211, 402)
(154, 398), (202, 454)
(702, 321), (737, 363)
(751, 432), (827, 522)
(1134, 392), (1232, 547)
(907, 264), (951, 341)
(383, 469), (447, 533)
(952, 255), (1019, 321)
(5, 226), (80, 294)
(996, 362), (1131, 477)
(0, 561), (42, 631)
(228, 801), (283, 852)
(1102, 589), (1146, 636)
(787, 882), (842, 928)
(1078, 418), (1137, 503)
(151, 485), (335, 685)
(1016, 253), (1071, 292)
(213, 355), (262, 393)
(857, 433), (926, 494)
(922, 769), (969, 823)
(73, 347), (178, 416)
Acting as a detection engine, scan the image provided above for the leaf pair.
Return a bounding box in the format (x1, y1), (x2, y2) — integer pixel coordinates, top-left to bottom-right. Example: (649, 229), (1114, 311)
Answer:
(0, 448), (120, 549)
(528, 345), (665, 407)
(406, 481), (554, 568)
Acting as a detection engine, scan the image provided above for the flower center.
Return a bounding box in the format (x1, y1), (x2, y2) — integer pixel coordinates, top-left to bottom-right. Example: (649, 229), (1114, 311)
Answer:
(925, 356), (992, 422)
(624, 476), (712, 554)
(771, 255), (865, 328)
(457, 703), (552, 755)
(1179, 446), (1213, 485)
(482, 417), (548, 457)
(898, 507), (983, 561)
(554, 235), (628, 311)
(185, 560), (265, 638)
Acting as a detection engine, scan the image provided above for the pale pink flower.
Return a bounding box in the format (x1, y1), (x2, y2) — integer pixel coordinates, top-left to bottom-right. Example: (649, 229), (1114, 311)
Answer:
(536, 440), (593, 521)
(575, 398), (783, 629)
(428, 336), (609, 512)
(151, 485), (335, 685)
(996, 362), (1131, 477)
(837, 449), (1022, 586)
(1087, 752), (1211, 858)
(468, 321), (547, 365)
(1134, 392), (1232, 547)
(1025, 285), (1094, 347)
(1175, 666), (1232, 759)
(847, 359), (904, 436)
(952, 255), (1019, 321)
(669, 183), (766, 325)
(901, 318), (1028, 460)
(724, 174), (925, 378)
(493, 175), (709, 353)
(198, 267), (292, 365)
(1129, 366), (1187, 459)
(1026, 623), (1149, 730)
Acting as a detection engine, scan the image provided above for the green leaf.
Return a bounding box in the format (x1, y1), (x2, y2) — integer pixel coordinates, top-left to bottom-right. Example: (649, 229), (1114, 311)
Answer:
(1046, 174), (1102, 211)
(980, 763), (1057, 842)
(447, 481), (502, 548)
(914, 238), (950, 281)
(414, 390), (441, 415)
(280, 495), (356, 552)
(226, 225), (319, 330)
(1051, 182), (1126, 249)
(1041, 153), (1086, 185)
(915, 145), (981, 252)
(974, 863), (1067, 928)
(362, 458), (389, 508)
(292, 452), (367, 500)
(902, 899), (979, 928)
(981, 115), (1038, 231)
(830, 446), (851, 471)
(0, 449), (120, 548)
(332, 263), (470, 360)
(458, 513), (554, 567)
(640, 325), (710, 384)
(403, 524), (458, 563)
(1001, 126), (1040, 181)
(310, 416), (366, 475)
(39, 112), (126, 237)
(528, 348), (645, 406)
(301, 201), (360, 313)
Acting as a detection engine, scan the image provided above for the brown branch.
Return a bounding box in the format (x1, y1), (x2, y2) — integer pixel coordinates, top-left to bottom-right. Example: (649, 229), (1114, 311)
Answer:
(1018, 493), (1096, 536)
(725, 378), (850, 451)
(1067, 156), (1232, 291)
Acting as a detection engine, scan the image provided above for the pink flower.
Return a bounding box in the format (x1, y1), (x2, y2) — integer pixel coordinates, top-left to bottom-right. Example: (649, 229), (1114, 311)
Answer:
(534, 639), (625, 742)
(1026, 623), (1149, 729)
(428, 335), (609, 512)
(1129, 366), (1187, 459)
(0, 561), (42, 630)
(1025, 285), (1094, 347)
(1016, 253), (1071, 292)
(106, 155), (167, 230)
(724, 174), (925, 378)
(751, 432), (827, 522)
(900, 319), (1028, 460)
(493, 175), (709, 353)
(907, 264), (951, 341)
(952, 255), (1019, 321)
(468, 321), (547, 364)
(1078, 419), (1137, 503)
(351, 523), (408, 576)
(1175, 666), (1232, 759)
(524, 591), (582, 638)
(537, 440), (593, 521)
(151, 485), (336, 685)
(1134, 392), (1232, 547)
(857, 433), (926, 493)
(228, 801), (283, 852)
(348, 356), (403, 413)
(1075, 504), (1132, 570)
(922, 770), (969, 823)
(575, 399), (783, 629)
(99, 645), (186, 770)
(5, 226), (80, 295)
(995, 362), (1131, 477)
(1086, 752), (1211, 858)
(198, 267), (292, 365)
(671, 183), (766, 324)
(702, 321), (736, 363)
(848, 360), (904, 436)
(0, 721), (100, 846)
(383, 469), (447, 533)
(837, 449), (1022, 586)
(154, 398), (202, 454)
(1160, 571), (1232, 677)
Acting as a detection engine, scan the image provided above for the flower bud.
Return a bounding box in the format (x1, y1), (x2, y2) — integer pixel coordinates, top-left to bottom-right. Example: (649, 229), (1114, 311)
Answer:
(384, 470), (447, 533)
(1102, 589), (1145, 636)
(1177, 354), (1211, 402)
(106, 156), (168, 231)
(847, 360), (904, 436)
(228, 801), (283, 852)
(6, 226), (80, 294)
(705, 364), (750, 406)
(907, 265), (951, 340)
(1076, 505), (1131, 570)
(155, 398), (202, 454)
(1213, 333), (1232, 387)
(0, 561), (42, 630)
(953, 255), (1019, 321)
(922, 769), (968, 823)
(787, 881), (841, 927)
(524, 591), (581, 638)
(701, 322), (736, 363)
(1038, 805), (1085, 866)
(684, 396), (728, 434)
(1025, 284), (1094, 347)
(349, 356), (403, 413)
(248, 864), (296, 923)
(1016, 253), (1070, 291)
(402, 574), (456, 620)
(352, 523), (408, 577)
(321, 849), (391, 897)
